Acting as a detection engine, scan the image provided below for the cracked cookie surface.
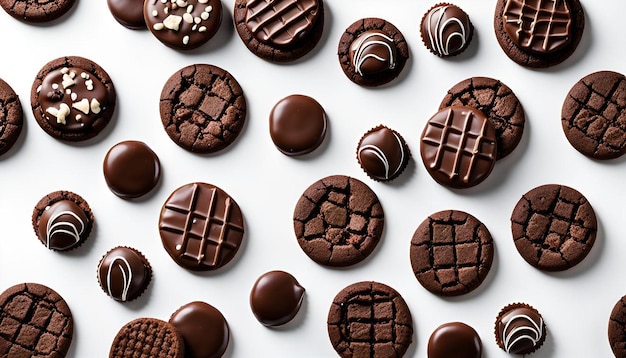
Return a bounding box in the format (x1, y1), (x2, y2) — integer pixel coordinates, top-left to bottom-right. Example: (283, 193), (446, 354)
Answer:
(0, 78), (22, 156)
(609, 295), (626, 358)
(0, 0), (75, 22)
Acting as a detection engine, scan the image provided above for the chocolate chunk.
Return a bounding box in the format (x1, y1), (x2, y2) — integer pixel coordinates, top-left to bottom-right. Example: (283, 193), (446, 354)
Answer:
(0, 0), (76, 22)
(103, 141), (161, 199)
(269, 94), (327, 156)
(495, 303), (546, 355)
(357, 125), (410, 182)
(169, 301), (229, 358)
(250, 271), (305, 326)
(97, 246), (152, 302)
(0, 78), (23, 157)
(108, 0), (146, 29)
(428, 322), (482, 358)
(421, 3), (473, 57)
(109, 318), (185, 358)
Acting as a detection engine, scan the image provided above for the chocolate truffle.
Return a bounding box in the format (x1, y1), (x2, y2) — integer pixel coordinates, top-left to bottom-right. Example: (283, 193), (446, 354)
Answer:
(269, 95), (327, 156)
(495, 303), (546, 355)
(357, 125), (410, 182)
(97, 246), (152, 302)
(169, 301), (229, 358)
(421, 3), (473, 57)
(108, 0), (145, 29)
(428, 322), (481, 358)
(103, 140), (161, 199)
(250, 271), (305, 327)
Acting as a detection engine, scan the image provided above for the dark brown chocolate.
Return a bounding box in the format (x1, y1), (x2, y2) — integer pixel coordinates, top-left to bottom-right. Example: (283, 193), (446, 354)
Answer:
(421, 3), (473, 57)
(350, 30), (397, 76)
(97, 246), (152, 302)
(0, 78), (23, 157)
(428, 322), (482, 358)
(250, 270), (305, 327)
(245, 0), (320, 48)
(495, 303), (546, 355)
(37, 200), (88, 251)
(269, 94), (327, 156)
(103, 140), (161, 199)
(110, 318), (185, 358)
(169, 301), (229, 358)
(108, 0), (145, 29)
(357, 125), (410, 182)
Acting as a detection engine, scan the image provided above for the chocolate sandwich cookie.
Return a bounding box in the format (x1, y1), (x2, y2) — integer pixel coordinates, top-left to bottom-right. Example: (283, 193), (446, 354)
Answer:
(494, 0), (585, 68)
(338, 17), (409, 87)
(428, 322), (482, 358)
(234, 0), (325, 63)
(269, 94), (327, 156)
(420, 106), (497, 189)
(510, 184), (597, 271)
(109, 317), (185, 358)
(440, 77), (525, 160)
(410, 210), (494, 296)
(0, 0), (76, 22)
(495, 303), (546, 355)
(159, 182), (245, 271)
(108, 0), (145, 29)
(561, 70), (626, 160)
(250, 270), (305, 327)
(145, 0), (222, 50)
(0, 283), (73, 357)
(357, 125), (410, 182)
(31, 56), (116, 142)
(293, 175), (384, 267)
(160, 64), (246, 154)
(97, 246), (152, 302)
(327, 281), (413, 358)
(609, 294), (626, 358)
(0, 78), (23, 157)
(420, 3), (473, 58)
(103, 141), (161, 199)
(32, 190), (94, 251)
(169, 301), (229, 358)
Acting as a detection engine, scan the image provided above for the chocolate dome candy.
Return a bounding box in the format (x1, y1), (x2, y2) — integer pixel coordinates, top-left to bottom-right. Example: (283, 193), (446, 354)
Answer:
(169, 301), (229, 358)
(421, 3), (473, 57)
(357, 125), (410, 182)
(269, 95), (327, 156)
(250, 271), (305, 327)
(97, 246), (152, 302)
(495, 303), (546, 355)
(103, 141), (161, 199)
(428, 322), (481, 358)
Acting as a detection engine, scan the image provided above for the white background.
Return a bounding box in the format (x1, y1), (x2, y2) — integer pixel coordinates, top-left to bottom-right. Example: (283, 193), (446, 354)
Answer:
(0, 0), (624, 357)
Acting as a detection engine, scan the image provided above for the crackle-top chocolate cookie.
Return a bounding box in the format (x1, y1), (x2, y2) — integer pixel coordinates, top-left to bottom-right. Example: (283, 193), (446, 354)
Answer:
(562, 70), (626, 160)
(410, 210), (494, 296)
(0, 78), (23, 157)
(0, 0), (76, 23)
(511, 184), (597, 271)
(338, 17), (409, 87)
(234, 0), (325, 63)
(494, 0), (585, 68)
(293, 175), (384, 267)
(0, 283), (73, 357)
(440, 77), (525, 160)
(327, 281), (413, 358)
(609, 294), (626, 358)
(160, 64), (246, 154)
(109, 318), (185, 358)
(31, 56), (116, 142)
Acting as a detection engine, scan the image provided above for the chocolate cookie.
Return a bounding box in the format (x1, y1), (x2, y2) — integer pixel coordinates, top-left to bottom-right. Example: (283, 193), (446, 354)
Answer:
(510, 184), (597, 271)
(97, 246), (152, 302)
(293, 175), (384, 267)
(609, 294), (626, 358)
(410, 210), (494, 296)
(420, 3), (473, 58)
(30, 56), (116, 142)
(32, 190), (94, 251)
(338, 17), (409, 87)
(440, 77), (525, 160)
(428, 322), (482, 358)
(0, 283), (73, 357)
(420, 106), (497, 189)
(109, 317), (185, 358)
(269, 94), (327, 156)
(145, 0), (223, 50)
(108, 0), (145, 29)
(561, 70), (626, 160)
(0, 78), (23, 157)
(160, 64), (246, 153)
(159, 182), (245, 271)
(327, 281), (413, 358)
(103, 140), (161, 199)
(234, 0), (325, 63)
(249, 270), (305, 327)
(357, 125), (410, 182)
(169, 301), (229, 358)
(495, 303), (546, 355)
(494, 0), (585, 68)
(0, 0), (75, 22)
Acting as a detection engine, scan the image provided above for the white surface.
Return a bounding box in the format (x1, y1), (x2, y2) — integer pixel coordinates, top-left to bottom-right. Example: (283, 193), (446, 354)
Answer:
(0, 0), (624, 357)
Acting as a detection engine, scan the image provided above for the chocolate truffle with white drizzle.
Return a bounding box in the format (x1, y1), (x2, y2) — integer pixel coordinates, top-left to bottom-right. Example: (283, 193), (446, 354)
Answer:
(421, 3), (473, 57)
(357, 125), (410, 182)
(97, 246), (152, 302)
(495, 303), (546, 355)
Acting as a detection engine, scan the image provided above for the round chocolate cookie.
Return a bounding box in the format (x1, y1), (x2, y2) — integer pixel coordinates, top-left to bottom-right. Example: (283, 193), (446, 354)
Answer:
(32, 190), (94, 251)
(269, 94), (327, 156)
(420, 3), (473, 58)
(428, 322), (482, 358)
(159, 182), (245, 271)
(510, 184), (597, 271)
(495, 303), (546, 355)
(108, 0), (145, 29)
(30, 56), (116, 142)
(410, 210), (494, 296)
(420, 106), (497, 189)
(234, 0), (325, 63)
(0, 0), (76, 22)
(109, 317), (185, 358)
(561, 70), (626, 160)
(494, 0), (585, 68)
(357, 125), (410, 182)
(97, 246), (152, 302)
(327, 281), (413, 358)
(440, 77), (525, 160)
(609, 294), (626, 358)
(0, 283), (73, 357)
(338, 17), (409, 87)
(249, 270), (305, 327)
(0, 78), (23, 157)
(169, 301), (229, 358)
(160, 64), (246, 154)
(103, 140), (161, 199)
(145, 0), (223, 50)
(293, 175), (384, 267)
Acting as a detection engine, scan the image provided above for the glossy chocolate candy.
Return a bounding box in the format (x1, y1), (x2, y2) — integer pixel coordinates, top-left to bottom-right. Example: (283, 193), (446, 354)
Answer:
(37, 199), (90, 251)
(269, 94), (327, 156)
(245, 0), (320, 48)
(169, 301), (229, 358)
(428, 322), (482, 358)
(495, 303), (546, 355)
(97, 246), (152, 302)
(357, 125), (409, 182)
(350, 30), (397, 76)
(250, 271), (305, 326)
(421, 3), (473, 57)
(103, 141), (161, 199)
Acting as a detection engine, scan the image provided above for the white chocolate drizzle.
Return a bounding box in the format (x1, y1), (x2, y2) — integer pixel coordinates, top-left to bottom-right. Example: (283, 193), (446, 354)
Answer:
(352, 32), (396, 76)
(427, 5), (468, 56)
(46, 208), (85, 250)
(358, 131), (405, 180)
(106, 256), (133, 301)
(503, 314), (544, 353)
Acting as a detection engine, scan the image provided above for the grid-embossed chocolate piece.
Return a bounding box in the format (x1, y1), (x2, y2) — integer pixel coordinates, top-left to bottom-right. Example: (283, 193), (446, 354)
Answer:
(159, 182), (245, 271)
(561, 70), (626, 160)
(109, 318), (184, 358)
(293, 175), (384, 267)
(246, 0), (319, 47)
(609, 295), (626, 358)
(0, 283), (73, 357)
(327, 281), (413, 358)
(410, 210), (494, 296)
(511, 184), (597, 271)
(421, 106), (497, 189)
